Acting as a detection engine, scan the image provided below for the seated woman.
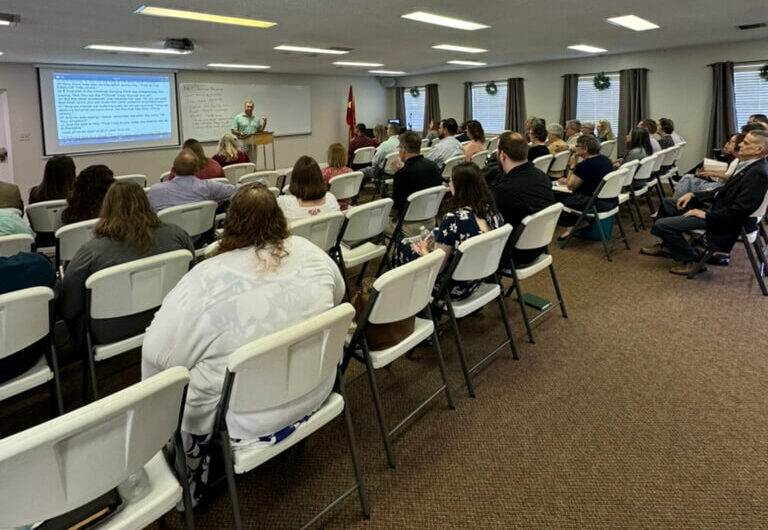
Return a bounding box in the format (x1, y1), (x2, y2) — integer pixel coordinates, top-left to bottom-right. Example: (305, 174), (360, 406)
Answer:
(277, 156), (340, 222)
(321, 142), (354, 210)
(672, 134), (743, 200)
(59, 181), (193, 345)
(424, 119), (440, 146)
(211, 133), (249, 168)
(61, 165), (115, 225)
(373, 123), (387, 145)
(142, 184), (345, 503)
(463, 120), (486, 162)
(29, 155), (76, 204)
(614, 128), (653, 187)
(527, 123), (551, 163)
(395, 162), (504, 300)
(597, 119), (615, 142)
(169, 138), (224, 180)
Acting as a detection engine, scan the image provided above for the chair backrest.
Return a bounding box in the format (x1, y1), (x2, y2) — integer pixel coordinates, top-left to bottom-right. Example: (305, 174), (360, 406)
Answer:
(0, 286), (53, 360)
(421, 138), (430, 147)
(487, 136), (500, 152)
(596, 168), (628, 200)
(750, 189), (768, 220)
(240, 170), (280, 187)
(209, 177), (231, 185)
(288, 212), (346, 252)
(342, 198), (393, 242)
(0, 233), (34, 257)
(383, 152), (401, 175)
(352, 146), (375, 164)
(600, 139), (617, 158)
(470, 150), (489, 168)
(635, 155), (657, 181)
(460, 140), (471, 147)
(452, 224), (513, 282)
(114, 174), (148, 187)
(85, 249), (193, 319)
(268, 186), (281, 198)
(532, 154), (554, 173)
(157, 200), (217, 238)
(160, 171), (171, 182)
(512, 203), (565, 250)
(25, 199), (67, 233)
(225, 304), (354, 414)
(328, 171), (364, 201)
(368, 250), (444, 324)
(674, 141), (686, 163)
(549, 149), (570, 173)
(55, 218), (99, 265)
(203, 240), (220, 258)
(281, 168), (293, 188)
(0, 367), (189, 528)
(404, 185), (448, 222)
(223, 162), (256, 184)
(420, 147), (432, 156)
(618, 159), (640, 188)
(652, 149), (668, 171)
(442, 154), (465, 179)
(661, 145), (679, 166)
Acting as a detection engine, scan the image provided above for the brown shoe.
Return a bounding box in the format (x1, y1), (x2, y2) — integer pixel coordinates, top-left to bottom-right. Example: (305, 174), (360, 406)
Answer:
(640, 243), (670, 257)
(669, 263), (707, 276)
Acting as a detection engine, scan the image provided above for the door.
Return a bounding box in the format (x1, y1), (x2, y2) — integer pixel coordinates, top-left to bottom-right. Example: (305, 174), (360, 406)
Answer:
(0, 90), (13, 183)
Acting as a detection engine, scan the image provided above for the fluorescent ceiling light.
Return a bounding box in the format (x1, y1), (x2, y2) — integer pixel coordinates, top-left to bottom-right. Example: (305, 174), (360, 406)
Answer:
(401, 11), (489, 31)
(333, 61), (384, 67)
(274, 45), (348, 55)
(134, 6), (275, 28)
(432, 44), (487, 53)
(85, 44), (192, 55)
(369, 70), (405, 75)
(568, 44), (607, 53)
(447, 60), (487, 66)
(0, 13), (20, 26)
(0, 52), (3, 56)
(0, 20), (11, 26)
(208, 63), (270, 69)
(606, 15), (659, 31)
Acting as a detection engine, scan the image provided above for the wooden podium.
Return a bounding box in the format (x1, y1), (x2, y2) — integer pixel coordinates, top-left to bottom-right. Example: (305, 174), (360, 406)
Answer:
(243, 132), (276, 170)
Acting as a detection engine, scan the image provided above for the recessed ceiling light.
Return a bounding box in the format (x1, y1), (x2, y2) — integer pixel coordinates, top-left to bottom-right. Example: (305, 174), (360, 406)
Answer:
(447, 60), (487, 66)
(0, 13), (20, 26)
(208, 63), (271, 69)
(85, 44), (192, 55)
(433, 44), (487, 53)
(134, 6), (275, 28)
(606, 15), (659, 31)
(369, 70), (405, 75)
(333, 61), (384, 67)
(401, 11), (489, 31)
(274, 45), (349, 55)
(0, 52), (4, 56)
(568, 44), (607, 53)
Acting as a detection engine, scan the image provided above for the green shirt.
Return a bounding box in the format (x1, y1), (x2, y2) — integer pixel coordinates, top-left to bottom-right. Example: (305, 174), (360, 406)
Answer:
(231, 113), (263, 135)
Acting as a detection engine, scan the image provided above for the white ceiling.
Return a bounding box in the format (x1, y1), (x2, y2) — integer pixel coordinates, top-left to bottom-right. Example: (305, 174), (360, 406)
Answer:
(0, 0), (766, 76)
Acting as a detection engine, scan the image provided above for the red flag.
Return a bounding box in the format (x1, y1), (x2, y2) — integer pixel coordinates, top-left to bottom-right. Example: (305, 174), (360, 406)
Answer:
(345, 85), (356, 142)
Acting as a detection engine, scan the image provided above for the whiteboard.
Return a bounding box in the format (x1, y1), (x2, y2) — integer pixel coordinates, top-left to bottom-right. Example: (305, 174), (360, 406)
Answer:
(178, 82), (311, 142)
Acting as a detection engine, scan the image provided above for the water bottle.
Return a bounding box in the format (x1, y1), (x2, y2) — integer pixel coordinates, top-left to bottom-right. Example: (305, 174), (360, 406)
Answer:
(118, 467), (151, 502)
(419, 225), (429, 240)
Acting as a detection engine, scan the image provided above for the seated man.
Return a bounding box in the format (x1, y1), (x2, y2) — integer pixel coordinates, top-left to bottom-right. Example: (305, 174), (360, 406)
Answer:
(426, 118), (464, 169)
(580, 121), (596, 137)
(564, 120), (582, 148)
(148, 150), (237, 212)
(362, 122), (401, 182)
(641, 131), (768, 275)
(348, 123), (378, 168)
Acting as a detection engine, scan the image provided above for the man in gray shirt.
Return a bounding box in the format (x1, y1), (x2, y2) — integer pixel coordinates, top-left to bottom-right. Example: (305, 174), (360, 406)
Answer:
(148, 150), (237, 212)
(426, 118), (464, 169)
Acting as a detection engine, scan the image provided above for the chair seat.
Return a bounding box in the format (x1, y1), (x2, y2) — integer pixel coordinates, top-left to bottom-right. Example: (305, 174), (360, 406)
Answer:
(341, 242), (387, 268)
(94, 333), (145, 362)
(441, 283), (500, 319)
(562, 206), (619, 220)
(232, 392), (344, 474)
(746, 229), (758, 244)
(0, 356), (52, 401)
(503, 253), (553, 281)
(647, 178), (659, 186)
(102, 452), (182, 530)
(552, 184), (572, 194)
(619, 192), (630, 204)
(367, 317), (433, 369)
(632, 186), (649, 197)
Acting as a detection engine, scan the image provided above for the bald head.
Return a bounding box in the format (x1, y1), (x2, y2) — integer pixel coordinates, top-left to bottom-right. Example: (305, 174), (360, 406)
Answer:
(172, 149), (199, 176)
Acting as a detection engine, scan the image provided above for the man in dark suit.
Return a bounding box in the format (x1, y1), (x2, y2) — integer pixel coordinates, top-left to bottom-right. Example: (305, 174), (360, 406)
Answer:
(493, 132), (557, 265)
(641, 130), (768, 275)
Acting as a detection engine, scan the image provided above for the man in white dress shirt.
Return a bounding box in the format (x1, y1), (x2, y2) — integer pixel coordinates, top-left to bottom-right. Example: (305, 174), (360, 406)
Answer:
(426, 118), (464, 169)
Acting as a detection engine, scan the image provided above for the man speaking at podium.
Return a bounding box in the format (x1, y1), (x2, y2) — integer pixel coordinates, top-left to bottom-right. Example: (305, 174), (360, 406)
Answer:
(231, 100), (268, 162)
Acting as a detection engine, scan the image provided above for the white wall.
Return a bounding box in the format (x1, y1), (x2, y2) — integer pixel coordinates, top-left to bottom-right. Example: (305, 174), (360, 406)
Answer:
(0, 63), (391, 196)
(398, 39), (768, 171)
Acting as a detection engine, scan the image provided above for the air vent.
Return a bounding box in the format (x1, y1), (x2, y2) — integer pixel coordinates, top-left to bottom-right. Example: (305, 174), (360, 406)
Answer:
(738, 22), (767, 30)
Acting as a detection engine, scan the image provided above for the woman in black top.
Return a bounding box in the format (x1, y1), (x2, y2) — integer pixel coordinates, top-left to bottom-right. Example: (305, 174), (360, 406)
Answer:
(527, 123), (551, 163)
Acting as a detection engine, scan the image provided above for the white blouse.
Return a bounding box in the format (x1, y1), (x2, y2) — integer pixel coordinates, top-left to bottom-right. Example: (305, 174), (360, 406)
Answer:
(277, 192), (340, 223)
(141, 235), (345, 439)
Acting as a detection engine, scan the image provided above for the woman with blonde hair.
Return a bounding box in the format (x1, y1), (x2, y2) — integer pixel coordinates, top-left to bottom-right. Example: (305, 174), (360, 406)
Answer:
(373, 124), (386, 145)
(597, 120), (615, 142)
(278, 155), (340, 221)
(322, 142), (354, 210)
(212, 133), (249, 168)
(142, 184), (344, 503)
(169, 138), (224, 180)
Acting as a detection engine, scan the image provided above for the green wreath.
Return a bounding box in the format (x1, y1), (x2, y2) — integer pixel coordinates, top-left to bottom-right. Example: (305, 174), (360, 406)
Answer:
(485, 81), (498, 96)
(760, 64), (768, 82)
(409, 87), (420, 98)
(593, 73), (611, 91)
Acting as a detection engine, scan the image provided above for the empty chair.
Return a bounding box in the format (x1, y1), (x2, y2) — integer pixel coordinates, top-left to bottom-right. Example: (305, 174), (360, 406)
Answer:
(223, 162), (256, 184)
(600, 139), (617, 159)
(352, 146), (375, 166)
(338, 198), (394, 285)
(212, 304), (369, 529)
(442, 154), (466, 181)
(114, 174), (148, 187)
(26, 199), (67, 237)
(288, 211), (346, 254)
(157, 200), (218, 258)
(471, 149), (489, 168)
(532, 154), (554, 174)
(54, 218), (98, 274)
(548, 149), (571, 177)
(0, 367), (194, 530)
(0, 233), (34, 257)
(239, 170), (280, 187)
(328, 171), (364, 203)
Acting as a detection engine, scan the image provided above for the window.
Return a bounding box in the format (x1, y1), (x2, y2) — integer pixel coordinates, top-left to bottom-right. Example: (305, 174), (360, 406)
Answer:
(576, 73), (620, 135)
(734, 64), (768, 128)
(403, 86), (425, 132)
(471, 82), (508, 133)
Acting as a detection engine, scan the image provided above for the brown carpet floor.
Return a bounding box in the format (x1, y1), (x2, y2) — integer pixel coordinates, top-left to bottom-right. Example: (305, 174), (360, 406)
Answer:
(3, 210), (767, 529)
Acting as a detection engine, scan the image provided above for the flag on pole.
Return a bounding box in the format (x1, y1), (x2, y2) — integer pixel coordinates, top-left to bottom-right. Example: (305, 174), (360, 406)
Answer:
(345, 85), (356, 142)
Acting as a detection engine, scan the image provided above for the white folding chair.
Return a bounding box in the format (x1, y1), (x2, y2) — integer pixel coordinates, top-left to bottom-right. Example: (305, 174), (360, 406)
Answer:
(212, 304), (369, 529)
(338, 199), (393, 285)
(432, 224), (518, 397)
(600, 139), (617, 159)
(346, 250), (454, 468)
(632, 154), (659, 219)
(83, 249), (194, 399)
(500, 203), (568, 343)
(0, 233), (34, 257)
(157, 200), (218, 258)
(55, 218), (99, 275)
(0, 367), (194, 530)
(548, 150), (571, 177)
(460, 140), (471, 147)
(160, 171), (171, 182)
(441, 154), (465, 181)
(26, 199), (67, 236)
(352, 146), (375, 166)
(532, 154), (554, 174)
(658, 145), (680, 192)
(288, 211), (346, 254)
(383, 152), (401, 176)
(115, 174), (148, 187)
(421, 138), (430, 148)
(420, 147), (432, 156)
(210, 177), (231, 185)
(239, 170), (281, 187)
(616, 160), (641, 232)
(559, 168), (630, 261)
(648, 148), (668, 200)
(487, 136), (500, 152)
(223, 162), (256, 184)
(0, 287), (63, 415)
(328, 171), (364, 203)
(471, 149), (489, 168)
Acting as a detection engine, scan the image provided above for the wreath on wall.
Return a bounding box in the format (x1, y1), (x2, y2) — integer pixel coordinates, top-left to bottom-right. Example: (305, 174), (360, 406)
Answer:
(485, 81), (498, 96)
(593, 73), (611, 91)
(409, 87), (420, 98)
(760, 64), (768, 82)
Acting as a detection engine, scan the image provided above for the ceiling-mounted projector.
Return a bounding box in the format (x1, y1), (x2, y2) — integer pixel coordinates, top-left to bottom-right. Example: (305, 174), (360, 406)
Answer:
(164, 38), (194, 52)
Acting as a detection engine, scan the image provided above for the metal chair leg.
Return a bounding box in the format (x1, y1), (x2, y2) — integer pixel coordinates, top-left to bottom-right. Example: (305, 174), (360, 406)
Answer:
(595, 214), (612, 262)
(174, 432), (196, 530)
(615, 213), (630, 250)
(445, 301), (476, 398)
(495, 294), (519, 360)
(744, 236), (768, 295)
(429, 324), (456, 409)
(559, 211), (587, 250)
(549, 264), (568, 318)
(631, 195), (646, 230)
(85, 331), (99, 400)
(687, 252), (711, 279)
(361, 340), (396, 468)
(220, 432), (243, 530)
(337, 369), (371, 518)
(511, 275), (534, 343)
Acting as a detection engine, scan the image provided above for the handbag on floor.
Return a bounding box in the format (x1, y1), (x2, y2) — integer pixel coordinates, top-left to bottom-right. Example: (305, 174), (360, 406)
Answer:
(351, 277), (415, 350)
